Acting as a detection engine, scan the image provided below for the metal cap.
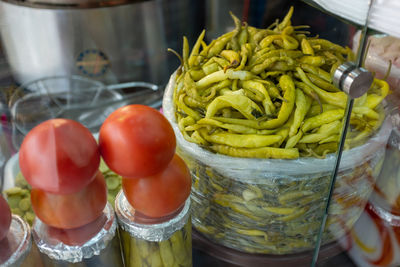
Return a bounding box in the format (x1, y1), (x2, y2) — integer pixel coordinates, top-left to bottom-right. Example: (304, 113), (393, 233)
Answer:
(115, 190), (190, 242)
(333, 62), (373, 99)
(32, 203), (117, 263)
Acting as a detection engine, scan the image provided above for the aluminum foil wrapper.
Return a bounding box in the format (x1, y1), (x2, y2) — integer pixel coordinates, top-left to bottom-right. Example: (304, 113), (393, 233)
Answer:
(115, 191), (190, 242)
(0, 215), (32, 266)
(32, 203), (117, 263)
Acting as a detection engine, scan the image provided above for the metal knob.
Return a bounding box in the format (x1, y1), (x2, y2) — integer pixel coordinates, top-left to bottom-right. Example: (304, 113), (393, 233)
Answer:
(333, 62), (373, 99)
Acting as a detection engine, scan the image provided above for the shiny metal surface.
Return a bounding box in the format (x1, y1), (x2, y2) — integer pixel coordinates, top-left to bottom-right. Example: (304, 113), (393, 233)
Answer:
(333, 62), (373, 98)
(115, 191), (190, 242)
(342, 67), (374, 98)
(0, 0), (168, 85)
(33, 203), (117, 263)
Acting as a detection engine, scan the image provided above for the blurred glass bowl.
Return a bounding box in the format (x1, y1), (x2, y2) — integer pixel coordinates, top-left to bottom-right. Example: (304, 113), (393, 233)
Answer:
(9, 75), (163, 148)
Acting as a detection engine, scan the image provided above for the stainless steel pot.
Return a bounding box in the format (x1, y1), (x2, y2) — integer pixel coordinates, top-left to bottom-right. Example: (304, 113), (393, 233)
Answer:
(0, 0), (181, 86)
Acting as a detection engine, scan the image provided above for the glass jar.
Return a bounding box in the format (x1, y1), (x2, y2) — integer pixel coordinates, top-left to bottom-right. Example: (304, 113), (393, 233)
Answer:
(0, 214), (33, 266)
(115, 191), (192, 267)
(32, 203), (123, 267)
(162, 72), (392, 255)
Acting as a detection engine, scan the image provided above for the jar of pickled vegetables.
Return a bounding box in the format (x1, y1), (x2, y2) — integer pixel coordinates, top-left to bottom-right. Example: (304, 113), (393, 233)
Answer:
(115, 191), (192, 267)
(32, 203), (123, 267)
(163, 71), (392, 255)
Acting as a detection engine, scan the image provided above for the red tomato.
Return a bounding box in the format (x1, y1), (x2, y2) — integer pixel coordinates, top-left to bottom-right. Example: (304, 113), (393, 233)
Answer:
(122, 154), (191, 218)
(99, 105), (176, 178)
(0, 195), (11, 241)
(31, 171), (107, 229)
(19, 119), (100, 194)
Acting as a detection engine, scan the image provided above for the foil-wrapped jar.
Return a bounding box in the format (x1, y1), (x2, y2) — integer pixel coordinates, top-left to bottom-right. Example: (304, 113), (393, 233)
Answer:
(32, 203), (123, 267)
(0, 215), (32, 266)
(115, 191), (192, 267)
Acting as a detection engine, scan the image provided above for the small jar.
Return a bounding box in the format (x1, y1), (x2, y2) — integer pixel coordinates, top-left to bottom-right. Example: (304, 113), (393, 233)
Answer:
(115, 191), (192, 267)
(0, 215), (32, 266)
(32, 203), (123, 267)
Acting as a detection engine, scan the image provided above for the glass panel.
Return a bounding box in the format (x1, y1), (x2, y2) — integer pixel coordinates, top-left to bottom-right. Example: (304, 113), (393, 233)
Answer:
(311, 1), (400, 267)
(316, 1), (400, 266)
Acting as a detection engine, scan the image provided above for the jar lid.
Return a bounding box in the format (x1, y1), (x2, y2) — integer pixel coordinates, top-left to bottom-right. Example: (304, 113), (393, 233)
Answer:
(115, 190), (190, 242)
(32, 203), (117, 263)
(0, 215), (32, 267)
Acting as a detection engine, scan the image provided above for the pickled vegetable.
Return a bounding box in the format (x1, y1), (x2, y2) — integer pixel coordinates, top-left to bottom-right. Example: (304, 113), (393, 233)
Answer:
(120, 220), (192, 267)
(185, 149), (384, 254)
(171, 7), (388, 159)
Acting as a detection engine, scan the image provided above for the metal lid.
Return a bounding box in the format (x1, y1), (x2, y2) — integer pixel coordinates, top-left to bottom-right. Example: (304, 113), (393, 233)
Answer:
(115, 190), (190, 242)
(333, 62), (374, 99)
(0, 215), (32, 267)
(32, 203), (117, 263)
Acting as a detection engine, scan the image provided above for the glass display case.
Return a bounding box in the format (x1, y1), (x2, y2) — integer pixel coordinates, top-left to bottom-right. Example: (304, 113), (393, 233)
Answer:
(0, 0), (399, 266)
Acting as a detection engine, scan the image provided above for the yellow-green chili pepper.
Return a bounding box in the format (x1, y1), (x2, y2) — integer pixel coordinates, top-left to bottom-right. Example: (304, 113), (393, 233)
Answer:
(259, 35), (283, 49)
(211, 144), (299, 159)
(285, 129), (303, 149)
(301, 109), (344, 132)
(308, 39), (348, 54)
(235, 44), (250, 70)
(200, 130), (282, 148)
(306, 73), (338, 92)
(298, 56), (325, 67)
(189, 68), (206, 81)
(196, 69), (255, 89)
(206, 94), (263, 120)
(301, 38), (314, 55)
(202, 62), (219, 76)
(182, 36), (189, 71)
(208, 31), (235, 58)
(238, 23), (249, 45)
(306, 103), (337, 117)
(277, 6), (294, 31)
(242, 80), (276, 115)
(197, 118), (259, 134)
(188, 29), (206, 68)
(220, 50), (241, 66)
(251, 49), (303, 67)
(251, 56), (295, 74)
(365, 79), (389, 109)
(229, 11), (241, 51)
(282, 34), (299, 50)
(183, 95), (207, 109)
(352, 107), (380, 120)
(289, 89), (312, 137)
(210, 75), (295, 129)
(296, 67), (347, 108)
(299, 120), (341, 143)
(300, 63), (332, 83)
(177, 93), (202, 120)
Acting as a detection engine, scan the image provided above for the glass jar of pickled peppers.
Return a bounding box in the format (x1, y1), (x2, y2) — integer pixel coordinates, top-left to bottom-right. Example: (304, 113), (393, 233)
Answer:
(115, 191), (192, 267)
(32, 203), (123, 267)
